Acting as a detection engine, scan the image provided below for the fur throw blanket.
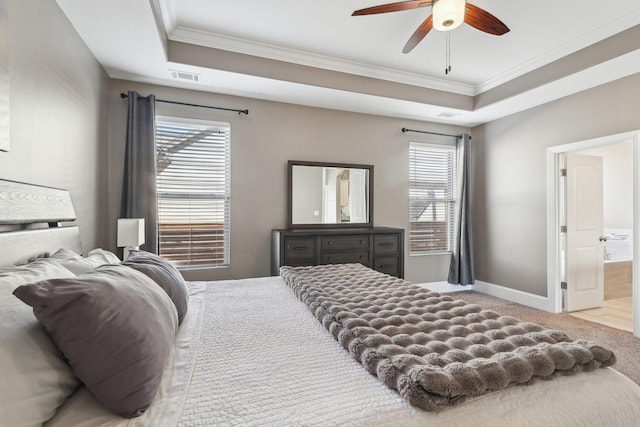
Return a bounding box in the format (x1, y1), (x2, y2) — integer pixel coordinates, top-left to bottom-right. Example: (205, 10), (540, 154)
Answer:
(280, 264), (616, 411)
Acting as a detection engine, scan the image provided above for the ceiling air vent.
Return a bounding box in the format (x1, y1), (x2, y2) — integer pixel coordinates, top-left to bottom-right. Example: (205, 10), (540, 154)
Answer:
(170, 70), (200, 82)
(438, 112), (457, 119)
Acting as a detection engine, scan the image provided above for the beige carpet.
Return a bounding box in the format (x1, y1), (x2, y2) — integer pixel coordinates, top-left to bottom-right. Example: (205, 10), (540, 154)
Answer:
(447, 291), (640, 386)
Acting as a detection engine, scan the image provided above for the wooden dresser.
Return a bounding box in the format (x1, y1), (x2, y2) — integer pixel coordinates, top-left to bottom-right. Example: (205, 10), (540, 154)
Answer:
(271, 227), (404, 278)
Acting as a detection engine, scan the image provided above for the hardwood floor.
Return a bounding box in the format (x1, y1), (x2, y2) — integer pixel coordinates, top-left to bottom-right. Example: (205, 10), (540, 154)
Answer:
(571, 261), (634, 332)
(604, 261), (633, 300)
(570, 297), (633, 332)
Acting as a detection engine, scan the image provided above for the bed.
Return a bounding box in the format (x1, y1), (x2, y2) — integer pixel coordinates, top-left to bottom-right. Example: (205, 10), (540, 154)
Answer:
(2, 179), (640, 426)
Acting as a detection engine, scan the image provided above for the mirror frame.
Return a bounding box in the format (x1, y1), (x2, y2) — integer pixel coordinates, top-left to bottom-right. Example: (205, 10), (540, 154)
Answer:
(287, 160), (374, 229)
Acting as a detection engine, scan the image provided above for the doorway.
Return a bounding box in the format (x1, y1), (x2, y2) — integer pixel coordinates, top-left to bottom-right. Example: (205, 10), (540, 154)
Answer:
(546, 130), (640, 338)
(566, 142), (633, 332)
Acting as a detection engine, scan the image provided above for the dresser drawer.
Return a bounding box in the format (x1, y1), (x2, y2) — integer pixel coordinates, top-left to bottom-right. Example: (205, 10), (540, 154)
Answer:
(284, 237), (316, 260)
(321, 252), (369, 265)
(283, 258), (316, 268)
(373, 256), (399, 277)
(374, 234), (399, 254)
(321, 235), (369, 251)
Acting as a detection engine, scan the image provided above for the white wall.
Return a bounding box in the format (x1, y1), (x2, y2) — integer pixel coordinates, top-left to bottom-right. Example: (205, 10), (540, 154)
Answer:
(0, 0), (109, 251)
(581, 141), (633, 230)
(472, 73), (640, 296)
(106, 80), (469, 282)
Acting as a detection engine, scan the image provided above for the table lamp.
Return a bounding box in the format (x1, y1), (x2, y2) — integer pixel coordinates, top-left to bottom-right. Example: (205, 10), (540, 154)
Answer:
(117, 218), (145, 259)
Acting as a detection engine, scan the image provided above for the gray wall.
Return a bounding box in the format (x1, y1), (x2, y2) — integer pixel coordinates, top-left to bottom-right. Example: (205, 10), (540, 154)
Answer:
(0, 0), (109, 251)
(291, 165), (323, 224)
(107, 80), (469, 282)
(16, 1), (637, 292)
(471, 73), (640, 296)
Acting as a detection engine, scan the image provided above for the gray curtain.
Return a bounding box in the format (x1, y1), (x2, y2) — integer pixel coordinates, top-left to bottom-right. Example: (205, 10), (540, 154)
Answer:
(120, 91), (158, 254)
(448, 133), (474, 285)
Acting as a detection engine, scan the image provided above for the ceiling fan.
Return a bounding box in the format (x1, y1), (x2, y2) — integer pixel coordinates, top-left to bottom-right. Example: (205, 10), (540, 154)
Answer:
(352, 0), (510, 54)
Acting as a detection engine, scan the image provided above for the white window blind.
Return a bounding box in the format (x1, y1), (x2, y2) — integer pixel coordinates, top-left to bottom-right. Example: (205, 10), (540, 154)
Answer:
(155, 117), (230, 268)
(409, 142), (457, 255)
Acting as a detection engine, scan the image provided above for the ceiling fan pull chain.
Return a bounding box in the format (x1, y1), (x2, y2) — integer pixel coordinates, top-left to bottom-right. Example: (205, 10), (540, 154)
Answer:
(445, 31), (452, 75)
(449, 31), (452, 73)
(444, 32), (448, 74)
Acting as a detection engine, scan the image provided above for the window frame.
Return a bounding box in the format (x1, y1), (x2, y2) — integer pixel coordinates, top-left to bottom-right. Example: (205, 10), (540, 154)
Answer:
(154, 115), (231, 270)
(408, 141), (457, 256)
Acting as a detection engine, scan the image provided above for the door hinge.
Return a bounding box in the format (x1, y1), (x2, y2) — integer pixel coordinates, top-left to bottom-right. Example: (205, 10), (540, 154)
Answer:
(560, 225), (567, 233)
(560, 168), (567, 177)
(560, 281), (567, 290)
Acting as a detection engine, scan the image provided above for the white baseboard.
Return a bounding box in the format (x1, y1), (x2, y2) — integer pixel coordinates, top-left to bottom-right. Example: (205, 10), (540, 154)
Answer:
(416, 281), (474, 293)
(418, 280), (550, 312)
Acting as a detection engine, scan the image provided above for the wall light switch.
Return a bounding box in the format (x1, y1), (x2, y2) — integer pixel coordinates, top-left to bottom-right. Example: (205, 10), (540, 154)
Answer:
(313, 210), (320, 216)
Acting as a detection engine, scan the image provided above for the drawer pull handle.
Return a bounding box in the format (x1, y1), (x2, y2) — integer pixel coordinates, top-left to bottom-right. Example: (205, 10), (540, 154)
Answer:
(380, 242), (393, 247)
(380, 264), (392, 268)
(292, 246), (308, 250)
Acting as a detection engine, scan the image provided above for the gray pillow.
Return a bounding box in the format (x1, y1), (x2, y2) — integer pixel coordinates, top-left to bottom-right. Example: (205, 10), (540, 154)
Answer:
(13, 264), (178, 418)
(123, 250), (188, 324)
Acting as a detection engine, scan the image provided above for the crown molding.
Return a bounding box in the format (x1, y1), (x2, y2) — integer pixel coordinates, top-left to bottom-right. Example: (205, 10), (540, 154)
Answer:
(475, 9), (640, 94)
(155, 0), (177, 35)
(468, 49), (640, 127)
(170, 26), (475, 96)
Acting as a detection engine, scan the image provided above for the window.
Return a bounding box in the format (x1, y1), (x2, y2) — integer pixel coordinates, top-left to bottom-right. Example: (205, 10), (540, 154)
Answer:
(409, 142), (457, 255)
(155, 117), (230, 268)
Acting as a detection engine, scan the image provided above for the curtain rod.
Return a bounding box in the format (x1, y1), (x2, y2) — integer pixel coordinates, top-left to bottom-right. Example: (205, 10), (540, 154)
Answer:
(120, 93), (249, 115)
(401, 127), (465, 139)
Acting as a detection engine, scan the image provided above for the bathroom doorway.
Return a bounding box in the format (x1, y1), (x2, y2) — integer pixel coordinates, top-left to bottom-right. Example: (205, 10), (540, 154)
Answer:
(546, 130), (640, 338)
(568, 141), (633, 332)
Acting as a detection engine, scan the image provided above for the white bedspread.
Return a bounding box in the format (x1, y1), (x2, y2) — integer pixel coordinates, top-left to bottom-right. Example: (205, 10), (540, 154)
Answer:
(46, 277), (640, 426)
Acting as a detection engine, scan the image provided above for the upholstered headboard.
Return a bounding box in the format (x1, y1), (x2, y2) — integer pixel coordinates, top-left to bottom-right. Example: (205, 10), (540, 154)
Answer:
(0, 179), (82, 266)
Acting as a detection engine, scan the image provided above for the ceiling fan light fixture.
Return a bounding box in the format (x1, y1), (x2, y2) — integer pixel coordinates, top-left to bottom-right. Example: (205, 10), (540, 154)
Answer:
(432, 0), (466, 31)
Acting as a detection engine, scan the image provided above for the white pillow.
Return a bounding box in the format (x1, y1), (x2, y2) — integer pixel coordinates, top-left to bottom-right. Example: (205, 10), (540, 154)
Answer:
(86, 248), (121, 264)
(0, 260), (81, 427)
(46, 248), (83, 263)
(55, 248), (121, 275)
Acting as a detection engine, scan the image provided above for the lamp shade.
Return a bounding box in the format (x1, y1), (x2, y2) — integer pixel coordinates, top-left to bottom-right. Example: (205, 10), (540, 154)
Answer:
(117, 218), (146, 248)
(433, 0), (466, 31)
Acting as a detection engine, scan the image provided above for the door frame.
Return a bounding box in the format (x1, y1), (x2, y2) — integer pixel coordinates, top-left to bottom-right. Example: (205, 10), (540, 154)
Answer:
(546, 130), (640, 338)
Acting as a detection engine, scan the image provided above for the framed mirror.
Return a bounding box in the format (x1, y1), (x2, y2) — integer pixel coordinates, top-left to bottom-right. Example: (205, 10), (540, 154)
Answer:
(288, 160), (373, 228)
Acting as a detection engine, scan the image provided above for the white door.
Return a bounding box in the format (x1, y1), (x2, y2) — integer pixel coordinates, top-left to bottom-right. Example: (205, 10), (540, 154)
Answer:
(565, 153), (604, 311)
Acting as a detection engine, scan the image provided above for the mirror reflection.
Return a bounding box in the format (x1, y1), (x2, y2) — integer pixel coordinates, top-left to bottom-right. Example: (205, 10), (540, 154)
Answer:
(291, 164), (370, 225)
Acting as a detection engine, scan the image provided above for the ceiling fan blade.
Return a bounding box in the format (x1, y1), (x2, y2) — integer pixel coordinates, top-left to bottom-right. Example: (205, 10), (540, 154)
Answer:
(402, 15), (433, 53)
(352, 1), (432, 16)
(464, 3), (510, 35)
